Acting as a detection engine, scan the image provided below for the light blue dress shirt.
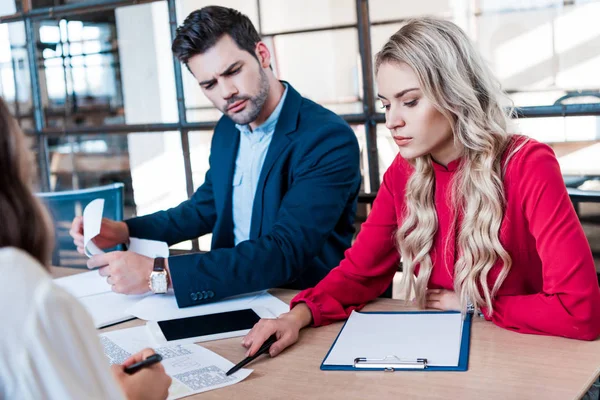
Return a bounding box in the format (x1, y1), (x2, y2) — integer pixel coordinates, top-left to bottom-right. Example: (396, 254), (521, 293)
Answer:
(232, 84), (288, 245)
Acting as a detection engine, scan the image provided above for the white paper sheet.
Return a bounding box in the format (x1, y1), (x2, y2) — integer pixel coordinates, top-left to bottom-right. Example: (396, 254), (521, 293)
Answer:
(323, 311), (464, 367)
(127, 290), (289, 322)
(100, 326), (252, 399)
(128, 237), (169, 258)
(54, 270), (111, 298)
(82, 198), (169, 259)
(83, 199), (105, 257)
(53, 270), (148, 328)
(80, 291), (149, 328)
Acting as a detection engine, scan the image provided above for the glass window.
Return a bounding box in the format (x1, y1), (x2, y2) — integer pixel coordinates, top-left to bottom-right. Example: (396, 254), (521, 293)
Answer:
(24, 133), (43, 191)
(178, 0), (259, 29)
(34, 1), (179, 129)
(514, 115), (600, 143)
(0, 22), (32, 119)
(47, 130), (188, 218)
(188, 130), (213, 191)
(189, 130), (214, 251)
(127, 130), (191, 250)
(373, 116), (600, 178)
(370, 23), (402, 57)
(352, 123), (398, 193)
(478, 0), (562, 13)
(375, 123), (398, 183)
(512, 115), (600, 176)
(17, 117), (34, 131)
(368, 0), (458, 23)
(259, 0), (356, 34)
(48, 133), (132, 196)
(272, 28), (362, 115)
(351, 124), (369, 192)
(370, 1), (600, 112)
(475, 1), (600, 107)
(0, 1), (21, 17)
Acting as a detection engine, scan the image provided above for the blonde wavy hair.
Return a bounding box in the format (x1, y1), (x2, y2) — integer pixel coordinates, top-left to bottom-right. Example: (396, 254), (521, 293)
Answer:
(375, 18), (523, 314)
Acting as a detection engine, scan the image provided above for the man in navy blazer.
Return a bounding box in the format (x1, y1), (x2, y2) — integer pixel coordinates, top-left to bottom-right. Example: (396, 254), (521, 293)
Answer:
(71, 6), (361, 308)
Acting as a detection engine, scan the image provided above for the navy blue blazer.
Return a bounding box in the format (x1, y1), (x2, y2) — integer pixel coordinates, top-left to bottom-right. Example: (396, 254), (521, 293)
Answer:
(125, 83), (361, 308)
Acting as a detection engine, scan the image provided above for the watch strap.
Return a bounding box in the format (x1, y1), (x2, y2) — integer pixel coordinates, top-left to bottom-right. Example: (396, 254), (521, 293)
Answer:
(153, 257), (165, 272)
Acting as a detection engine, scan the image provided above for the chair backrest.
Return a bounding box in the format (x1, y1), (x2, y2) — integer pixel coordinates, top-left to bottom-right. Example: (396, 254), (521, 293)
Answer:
(36, 183), (125, 268)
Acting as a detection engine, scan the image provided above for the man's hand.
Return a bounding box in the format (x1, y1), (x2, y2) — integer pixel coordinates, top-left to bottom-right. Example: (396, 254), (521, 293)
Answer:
(70, 216), (129, 254)
(88, 251), (153, 294)
(425, 289), (461, 311)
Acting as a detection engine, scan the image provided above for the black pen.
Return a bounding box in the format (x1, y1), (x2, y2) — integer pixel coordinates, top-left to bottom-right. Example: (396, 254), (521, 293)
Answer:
(226, 334), (278, 376)
(124, 353), (163, 375)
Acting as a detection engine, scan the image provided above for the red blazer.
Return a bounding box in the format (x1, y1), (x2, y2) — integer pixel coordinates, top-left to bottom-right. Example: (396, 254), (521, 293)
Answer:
(291, 136), (600, 340)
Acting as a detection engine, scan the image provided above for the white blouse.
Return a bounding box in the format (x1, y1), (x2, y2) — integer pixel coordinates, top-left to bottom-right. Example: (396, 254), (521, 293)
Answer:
(0, 247), (125, 399)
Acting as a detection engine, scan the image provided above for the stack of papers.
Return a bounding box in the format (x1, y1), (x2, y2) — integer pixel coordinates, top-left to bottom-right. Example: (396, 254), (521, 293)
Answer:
(54, 271), (148, 328)
(100, 326), (252, 399)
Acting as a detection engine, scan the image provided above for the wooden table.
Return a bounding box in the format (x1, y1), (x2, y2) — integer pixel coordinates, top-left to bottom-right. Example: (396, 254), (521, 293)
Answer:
(52, 267), (600, 399)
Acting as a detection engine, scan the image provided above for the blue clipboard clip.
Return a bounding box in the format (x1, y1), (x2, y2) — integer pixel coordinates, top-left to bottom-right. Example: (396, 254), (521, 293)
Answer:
(353, 355), (428, 371)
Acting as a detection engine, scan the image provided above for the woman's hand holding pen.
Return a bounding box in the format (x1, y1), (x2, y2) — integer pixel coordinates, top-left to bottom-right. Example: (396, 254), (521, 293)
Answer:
(111, 348), (172, 400)
(242, 303), (314, 358)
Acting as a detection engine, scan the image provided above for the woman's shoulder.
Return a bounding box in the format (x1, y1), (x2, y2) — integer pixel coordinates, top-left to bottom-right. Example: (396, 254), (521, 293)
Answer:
(0, 247), (81, 324)
(0, 248), (68, 346)
(504, 134), (556, 166)
(502, 134), (565, 198)
(0, 247), (50, 290)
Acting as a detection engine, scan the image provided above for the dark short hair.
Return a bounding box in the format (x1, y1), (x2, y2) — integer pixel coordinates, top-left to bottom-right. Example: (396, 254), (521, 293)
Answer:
(172, 6), (261, 64)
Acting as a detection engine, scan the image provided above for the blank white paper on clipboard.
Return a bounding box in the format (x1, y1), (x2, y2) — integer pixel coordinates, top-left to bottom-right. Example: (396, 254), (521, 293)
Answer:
(322, 311), (464, 368)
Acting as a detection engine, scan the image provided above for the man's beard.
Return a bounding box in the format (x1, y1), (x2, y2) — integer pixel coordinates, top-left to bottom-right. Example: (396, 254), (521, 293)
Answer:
(224, 68), (270, 125)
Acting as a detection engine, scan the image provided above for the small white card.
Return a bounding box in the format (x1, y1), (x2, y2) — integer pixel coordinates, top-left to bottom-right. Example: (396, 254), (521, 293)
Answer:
(82, 198), (169, 259)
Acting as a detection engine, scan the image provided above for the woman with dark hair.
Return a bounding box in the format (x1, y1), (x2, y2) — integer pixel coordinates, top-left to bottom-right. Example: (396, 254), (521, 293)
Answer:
(0, 97), (171, 399)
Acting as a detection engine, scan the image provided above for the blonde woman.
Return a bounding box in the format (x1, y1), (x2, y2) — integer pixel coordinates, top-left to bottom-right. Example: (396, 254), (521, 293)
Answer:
(242, 17), (600, 357)
(0, 97), (171, 399)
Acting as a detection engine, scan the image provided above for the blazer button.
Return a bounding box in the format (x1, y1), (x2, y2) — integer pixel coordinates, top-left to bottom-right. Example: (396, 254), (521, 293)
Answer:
(207, 290), (214, 298)
(196, 292), (202, 301)
(190, 292), (198, 301)
(201, 290), (208, 299)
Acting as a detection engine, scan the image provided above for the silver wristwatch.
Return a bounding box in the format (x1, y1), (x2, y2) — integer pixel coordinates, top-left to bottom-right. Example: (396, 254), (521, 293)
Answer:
(149, 257), (168, 294)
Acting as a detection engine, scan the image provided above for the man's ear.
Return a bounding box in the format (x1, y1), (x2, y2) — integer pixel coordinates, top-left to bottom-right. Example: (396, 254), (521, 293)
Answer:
(255, 42), (271, 69)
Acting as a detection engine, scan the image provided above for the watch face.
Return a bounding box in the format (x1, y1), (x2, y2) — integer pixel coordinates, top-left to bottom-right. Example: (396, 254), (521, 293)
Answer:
(151, 272), (167, 293)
